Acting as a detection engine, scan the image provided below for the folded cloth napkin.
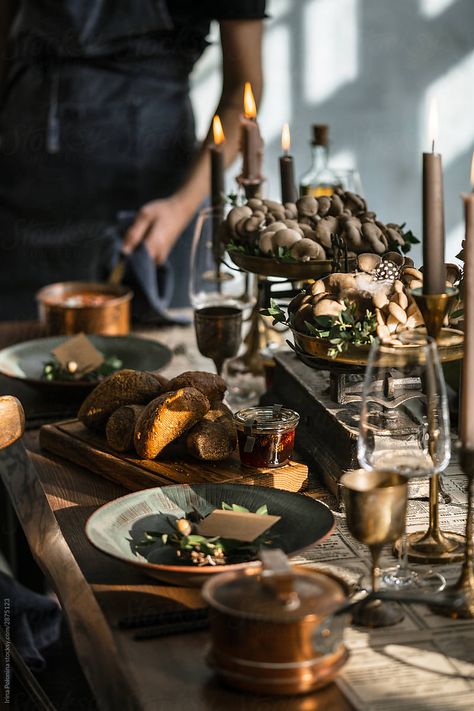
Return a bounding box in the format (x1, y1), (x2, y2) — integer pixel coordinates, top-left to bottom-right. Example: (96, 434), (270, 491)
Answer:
(0, 572), (61, 672)
(104, 212), (190, 326)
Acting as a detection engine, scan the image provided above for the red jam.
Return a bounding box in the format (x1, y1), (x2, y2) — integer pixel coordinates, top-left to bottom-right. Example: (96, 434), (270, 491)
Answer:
(234, 406), (300, 469)
(237, 428), (296, 468)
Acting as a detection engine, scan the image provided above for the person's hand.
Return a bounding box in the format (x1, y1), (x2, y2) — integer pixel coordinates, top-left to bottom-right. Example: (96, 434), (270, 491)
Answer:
(123, 196), (191, 264)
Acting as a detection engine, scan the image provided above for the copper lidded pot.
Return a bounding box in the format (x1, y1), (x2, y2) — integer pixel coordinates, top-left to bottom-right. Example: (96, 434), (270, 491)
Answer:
(202, 550), (349, 696)
(36, 281), (133, 336)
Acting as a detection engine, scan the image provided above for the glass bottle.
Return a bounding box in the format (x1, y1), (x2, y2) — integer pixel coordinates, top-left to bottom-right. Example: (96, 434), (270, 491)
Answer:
(299, 124), (342, 198)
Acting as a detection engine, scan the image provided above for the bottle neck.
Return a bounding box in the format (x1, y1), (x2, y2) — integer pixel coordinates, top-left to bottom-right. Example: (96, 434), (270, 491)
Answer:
(311, 144), (329, 169)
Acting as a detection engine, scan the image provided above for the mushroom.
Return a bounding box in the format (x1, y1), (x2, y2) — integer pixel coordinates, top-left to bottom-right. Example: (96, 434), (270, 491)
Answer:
(310, 279), (326, 296)
(259, 232), (275, 255)
(313, 298), (345, 318)
(290, 238), (325, 262)
(284, 202), (298, 219)
(273, 228), (302, 249)
(247, 198), (263, 210)
(318, 196), (331, 217)
(329, 194), (344, 217)
(227, 205), (252, 236)
(296, 196), (318, 217)
(361, 223), (385, 254)
(357, 253), (382, 273)
(314, 216), (338, 249)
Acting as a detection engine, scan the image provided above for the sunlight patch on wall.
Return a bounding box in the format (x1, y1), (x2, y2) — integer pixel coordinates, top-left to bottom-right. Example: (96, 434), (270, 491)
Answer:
(260, 24), (291, 143)
(422, 50), (474, 167)
(419, 0), (457, 19)
(304, 0), (358, 104)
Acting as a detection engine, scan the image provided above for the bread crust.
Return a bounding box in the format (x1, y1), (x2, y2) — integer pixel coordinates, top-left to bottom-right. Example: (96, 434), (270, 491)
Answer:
(106, 404), (144, 453)
(78, 369), (164, 431)
(167, 371), (226, 405)
(185, 403), (237, 461)
(134, 387), (210, 459)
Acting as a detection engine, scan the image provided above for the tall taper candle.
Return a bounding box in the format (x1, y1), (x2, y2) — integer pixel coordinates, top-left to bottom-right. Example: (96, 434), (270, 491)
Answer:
(279, 123), (297, 204)
(422, 99), (446, 295)
(240, 82), (263, 184)
(460, 185), (474, 449)
(210, 115), (225, 211)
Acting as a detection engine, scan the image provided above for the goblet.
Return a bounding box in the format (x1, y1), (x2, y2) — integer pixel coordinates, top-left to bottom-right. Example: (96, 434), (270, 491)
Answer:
(358, 333), (450, 590)
(194, 306), (242, 376)
(341, 469), (408, 627)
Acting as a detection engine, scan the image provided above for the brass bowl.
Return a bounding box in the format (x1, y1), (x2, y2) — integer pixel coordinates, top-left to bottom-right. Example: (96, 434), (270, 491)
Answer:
(291, 326), (464, 367)
(229, 251), (356, 280)
(36, 281), (133, 336)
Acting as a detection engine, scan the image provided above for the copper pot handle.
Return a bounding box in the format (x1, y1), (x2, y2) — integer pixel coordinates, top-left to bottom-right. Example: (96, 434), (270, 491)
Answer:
(259, 549), (300, 609)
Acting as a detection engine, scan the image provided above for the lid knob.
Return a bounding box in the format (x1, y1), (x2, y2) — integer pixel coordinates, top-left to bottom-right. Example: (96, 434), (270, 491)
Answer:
(260, 549), (300, 611)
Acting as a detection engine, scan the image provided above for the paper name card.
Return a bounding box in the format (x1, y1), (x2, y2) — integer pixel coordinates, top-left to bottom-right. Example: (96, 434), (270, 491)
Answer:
(51, 333), (104, 375)
(196, 509), (281, 542)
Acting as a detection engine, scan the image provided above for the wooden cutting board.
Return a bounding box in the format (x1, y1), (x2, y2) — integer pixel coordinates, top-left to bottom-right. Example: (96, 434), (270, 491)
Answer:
(39, 420), (309, 493)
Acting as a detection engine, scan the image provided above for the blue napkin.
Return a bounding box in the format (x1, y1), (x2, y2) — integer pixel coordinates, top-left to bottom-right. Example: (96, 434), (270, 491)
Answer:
(0, 572), (61, 671)
(105, 211), (190, 326)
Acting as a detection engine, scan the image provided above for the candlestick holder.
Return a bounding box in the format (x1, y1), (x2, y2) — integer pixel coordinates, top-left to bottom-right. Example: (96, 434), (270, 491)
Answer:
(430, 448), (474, 618)
(237, 177), (263, 201)
(404, 287), (465, 564)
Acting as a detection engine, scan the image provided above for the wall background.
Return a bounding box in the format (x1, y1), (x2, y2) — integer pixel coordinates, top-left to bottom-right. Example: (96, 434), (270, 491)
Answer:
(190, 0), (474, 264)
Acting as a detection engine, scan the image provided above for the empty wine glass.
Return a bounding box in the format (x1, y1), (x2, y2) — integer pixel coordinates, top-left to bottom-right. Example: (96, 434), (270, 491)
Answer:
(189, 206), (248, 310)
(358, 332), (450, 590)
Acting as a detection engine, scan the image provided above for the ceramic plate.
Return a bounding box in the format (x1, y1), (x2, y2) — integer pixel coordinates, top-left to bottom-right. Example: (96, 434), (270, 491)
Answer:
(85, 483), (335, 587)
(0, 334), (172, 393)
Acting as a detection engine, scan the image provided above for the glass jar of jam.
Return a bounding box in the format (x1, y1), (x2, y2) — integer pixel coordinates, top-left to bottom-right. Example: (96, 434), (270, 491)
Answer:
(234, 406), (300, 468)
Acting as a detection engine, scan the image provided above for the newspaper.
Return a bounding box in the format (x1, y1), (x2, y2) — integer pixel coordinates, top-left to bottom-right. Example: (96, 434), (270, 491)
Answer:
(291, 471), (474, 710)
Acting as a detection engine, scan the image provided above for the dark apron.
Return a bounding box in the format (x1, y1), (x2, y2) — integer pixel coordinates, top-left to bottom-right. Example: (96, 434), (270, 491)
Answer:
(0, 0), (200, 319)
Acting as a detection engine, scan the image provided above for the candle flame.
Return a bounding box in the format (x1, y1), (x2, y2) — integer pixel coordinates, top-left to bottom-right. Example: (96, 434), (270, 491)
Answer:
(428, 97), (439, 152)
(281, 123), (291, 153)
(470, 151), (474, 188)
(243, 82), (257, 119)
(212, 115), (225, 145)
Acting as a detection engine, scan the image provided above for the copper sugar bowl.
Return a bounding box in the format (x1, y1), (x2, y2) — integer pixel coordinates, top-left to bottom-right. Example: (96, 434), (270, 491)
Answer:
(202, 550), (349, 696)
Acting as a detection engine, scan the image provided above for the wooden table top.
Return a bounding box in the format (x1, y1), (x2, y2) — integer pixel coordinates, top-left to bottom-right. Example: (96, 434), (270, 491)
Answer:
(0, 320), (351, 711)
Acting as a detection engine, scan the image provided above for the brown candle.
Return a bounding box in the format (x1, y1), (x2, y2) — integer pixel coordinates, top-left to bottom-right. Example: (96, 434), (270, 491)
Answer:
(279, 123), (297, 204)
(240, 82), (263, 182)
(422, 99), (446, 295)
(460, 185), (474, 449)
(210, 115), (225, 210)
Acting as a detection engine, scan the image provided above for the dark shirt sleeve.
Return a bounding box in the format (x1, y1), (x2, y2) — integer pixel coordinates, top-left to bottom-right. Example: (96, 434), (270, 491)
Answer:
(210, 1), (267, 20)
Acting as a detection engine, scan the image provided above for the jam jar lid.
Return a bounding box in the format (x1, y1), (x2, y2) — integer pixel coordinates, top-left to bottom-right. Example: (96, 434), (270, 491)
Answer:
(234, 406), (300, 434)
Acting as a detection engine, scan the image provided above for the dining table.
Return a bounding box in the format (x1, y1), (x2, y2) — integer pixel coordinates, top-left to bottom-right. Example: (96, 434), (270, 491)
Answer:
(1, 317), (474, 711)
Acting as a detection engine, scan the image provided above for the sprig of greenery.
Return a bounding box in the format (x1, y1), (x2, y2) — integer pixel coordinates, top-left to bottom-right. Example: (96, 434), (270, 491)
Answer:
(42, 353), (123, 382)
(301, 301), (376, 358)
(260, 298), (288, 326)
(227, 240), (299, 263)
(138, 502), (273, 566)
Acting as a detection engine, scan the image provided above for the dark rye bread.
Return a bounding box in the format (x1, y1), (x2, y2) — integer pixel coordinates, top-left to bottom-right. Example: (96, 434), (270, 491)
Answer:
(105, 404), (144, 453)
(185, 403), (237, 461)
(167, 371), (226, 405)
(134, 387), (210, 459)
(78, 369), (164, 431)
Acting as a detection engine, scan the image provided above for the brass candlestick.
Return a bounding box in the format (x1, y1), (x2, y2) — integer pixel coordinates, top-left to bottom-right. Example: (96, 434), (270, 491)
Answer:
(405, 287), (465, 564)
(432, 448), (474, 618)
(341, 470), (408, 628)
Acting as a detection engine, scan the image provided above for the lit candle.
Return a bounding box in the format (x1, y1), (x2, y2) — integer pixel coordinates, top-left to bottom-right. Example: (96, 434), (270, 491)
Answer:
(422, 98), (446, 294)
(279, 123), (297, 204)
(240, 82), (263, 183)
(460, 154), (474, 449)
(210, 114), (225, 211)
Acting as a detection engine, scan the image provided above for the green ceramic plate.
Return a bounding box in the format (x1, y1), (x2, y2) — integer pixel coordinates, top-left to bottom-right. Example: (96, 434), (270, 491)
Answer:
(0, 334), (172, 393)
(85, 483), (335, 587)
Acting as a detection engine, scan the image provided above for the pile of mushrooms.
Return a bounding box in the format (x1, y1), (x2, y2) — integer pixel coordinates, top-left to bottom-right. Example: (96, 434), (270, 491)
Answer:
(224, 190), (408, 262)
(289, 253), (461, 343)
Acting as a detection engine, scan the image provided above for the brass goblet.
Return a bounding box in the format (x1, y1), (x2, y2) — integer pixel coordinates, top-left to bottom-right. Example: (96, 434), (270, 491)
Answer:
(341, 469), (408, 627)
(194, 305), (243, 376)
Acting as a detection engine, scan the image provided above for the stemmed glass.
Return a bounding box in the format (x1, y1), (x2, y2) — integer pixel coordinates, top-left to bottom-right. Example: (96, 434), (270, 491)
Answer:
(357, 333), (450, 590)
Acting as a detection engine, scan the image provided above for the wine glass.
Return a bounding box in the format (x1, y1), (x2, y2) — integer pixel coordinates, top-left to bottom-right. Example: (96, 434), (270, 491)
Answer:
(194, 306), (242, 376)
(357, 332), (450, 590)
(189, 206), (248, 310)
(341, 469), (408, 627)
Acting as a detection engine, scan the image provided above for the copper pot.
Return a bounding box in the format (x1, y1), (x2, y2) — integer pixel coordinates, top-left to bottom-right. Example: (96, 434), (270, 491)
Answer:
(36, 281), (133, 336)
(202, 550), (349, 696)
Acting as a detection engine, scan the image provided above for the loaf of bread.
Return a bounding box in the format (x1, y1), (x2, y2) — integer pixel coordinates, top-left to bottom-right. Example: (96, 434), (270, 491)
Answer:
(78, 369), (164, 431)
(167, 371), (226, 405)
(185, 403), (237, 461)
(149, 372), (171, 390)
(105, 404), (144, 453)
(134, 387), (210, 459)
